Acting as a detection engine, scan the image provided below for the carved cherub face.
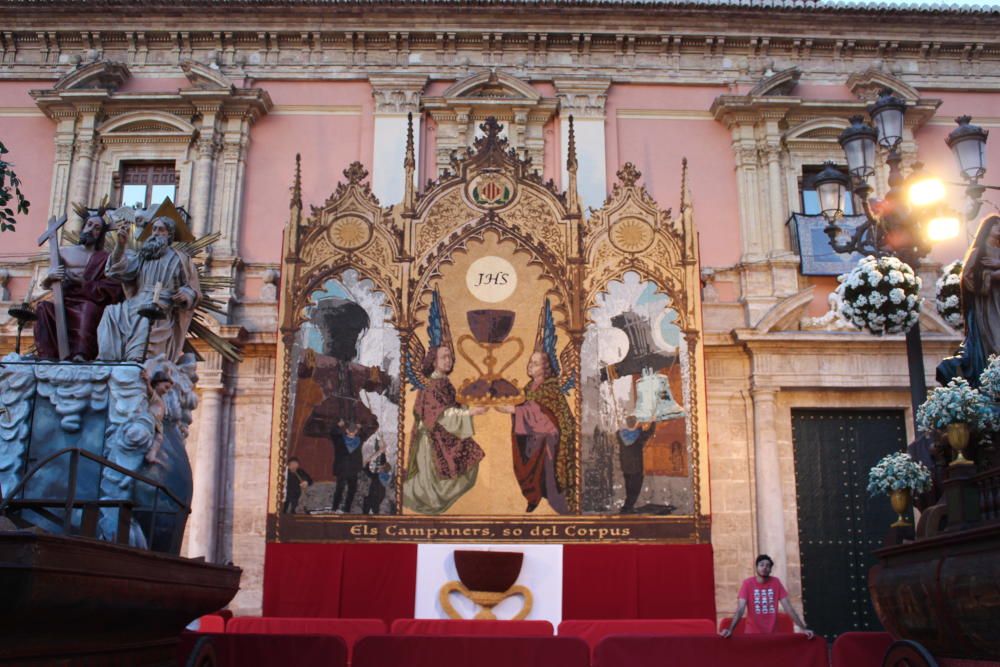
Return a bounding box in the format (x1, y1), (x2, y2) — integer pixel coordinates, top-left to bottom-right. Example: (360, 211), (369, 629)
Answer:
(153, 379), (173, 396)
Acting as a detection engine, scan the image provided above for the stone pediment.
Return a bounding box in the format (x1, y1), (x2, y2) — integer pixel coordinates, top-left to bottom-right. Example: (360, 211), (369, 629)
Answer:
(98, 111), (197, 136)
(439, 69), (541, 102)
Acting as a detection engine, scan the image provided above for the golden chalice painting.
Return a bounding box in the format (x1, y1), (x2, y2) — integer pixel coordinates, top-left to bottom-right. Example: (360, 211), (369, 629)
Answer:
(456, 309), (524, 406)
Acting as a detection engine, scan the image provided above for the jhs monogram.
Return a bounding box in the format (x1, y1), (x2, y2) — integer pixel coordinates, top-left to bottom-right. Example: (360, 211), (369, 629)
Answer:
(752, 588), (776, 615)
(474, 272), (510, 287)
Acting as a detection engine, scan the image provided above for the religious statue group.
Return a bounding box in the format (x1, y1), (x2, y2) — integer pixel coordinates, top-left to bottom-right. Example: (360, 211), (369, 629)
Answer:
(33, 200), (200, 366)
(2, 199), (208, 549)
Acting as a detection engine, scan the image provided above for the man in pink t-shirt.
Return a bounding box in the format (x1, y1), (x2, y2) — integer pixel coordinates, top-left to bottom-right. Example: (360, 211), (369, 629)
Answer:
(720, 554), (814, 638)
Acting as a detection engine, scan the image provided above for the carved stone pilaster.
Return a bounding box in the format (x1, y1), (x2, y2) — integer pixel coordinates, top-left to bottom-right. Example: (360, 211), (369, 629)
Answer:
(369, 74), (426, 115)
(554, 78), (610, 118)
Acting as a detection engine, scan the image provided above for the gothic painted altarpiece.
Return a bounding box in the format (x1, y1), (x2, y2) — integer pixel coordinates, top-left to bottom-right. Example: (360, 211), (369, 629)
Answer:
(267, 118), (709, 543)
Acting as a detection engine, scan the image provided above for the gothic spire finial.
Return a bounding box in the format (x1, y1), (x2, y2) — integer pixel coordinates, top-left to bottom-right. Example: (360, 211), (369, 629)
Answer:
(567, 114), (578, 173)
(566, 115), (580, 216)
(404, 111), (415, 171)
(403, 111), (416, 212)
(680, 157), (688, 210)
(290, 153), (302, 210)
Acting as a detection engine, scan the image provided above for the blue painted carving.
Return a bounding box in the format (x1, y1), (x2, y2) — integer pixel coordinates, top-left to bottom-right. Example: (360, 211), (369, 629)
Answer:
(0, 354), (196, 553)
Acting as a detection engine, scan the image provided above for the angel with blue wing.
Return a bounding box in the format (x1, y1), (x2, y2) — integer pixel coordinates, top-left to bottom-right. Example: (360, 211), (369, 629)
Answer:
(402, 289), (488, 514)
(495, 299), (577, 514)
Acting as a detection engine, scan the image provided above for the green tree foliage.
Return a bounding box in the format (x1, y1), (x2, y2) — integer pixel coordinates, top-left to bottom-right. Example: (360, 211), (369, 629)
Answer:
(0, 140), (30, 232)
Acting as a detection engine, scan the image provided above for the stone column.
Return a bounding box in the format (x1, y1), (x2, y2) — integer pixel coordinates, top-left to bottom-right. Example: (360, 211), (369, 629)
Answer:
(369, 74), (426, 206)
(188, 369), (225, 562)
(190, 103), (221, 238)
(216, 114), (252, 256)
(731, 129), (766, 263)
(751, 386), (788, 582)
(49, 112), (77, 222)
(64, 102), (104, 233)
(555, 79), (610, 213)
(764, 143), (787, 255)
(67, 138), (98, 231)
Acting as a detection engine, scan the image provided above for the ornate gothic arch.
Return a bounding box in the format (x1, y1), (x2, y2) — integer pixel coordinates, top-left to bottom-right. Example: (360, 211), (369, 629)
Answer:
(583, 162), (700, 332)
(280, 161), (403, 333)
(270, 115), (710, 540)
(403, 117), (576, 329)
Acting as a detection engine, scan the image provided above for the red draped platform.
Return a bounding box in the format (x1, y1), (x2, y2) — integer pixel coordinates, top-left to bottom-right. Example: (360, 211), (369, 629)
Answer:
(593, 635), (828, 667)
(262, 543), (716, 622)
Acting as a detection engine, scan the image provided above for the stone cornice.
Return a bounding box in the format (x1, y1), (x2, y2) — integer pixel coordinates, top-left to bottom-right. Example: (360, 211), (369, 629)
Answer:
(2, 29), (1000, 92)
(712, 95), (942, 132)
(31, 83), (272, 122)
(0, 0), (998, 16)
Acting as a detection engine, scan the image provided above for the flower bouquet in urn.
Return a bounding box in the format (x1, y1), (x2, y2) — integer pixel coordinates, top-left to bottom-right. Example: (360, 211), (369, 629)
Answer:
(867, 452), (933, 527)
(917, 377), (997, 467)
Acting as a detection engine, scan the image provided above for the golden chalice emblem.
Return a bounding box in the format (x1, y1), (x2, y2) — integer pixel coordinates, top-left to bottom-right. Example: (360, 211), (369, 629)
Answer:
(456, 309), (524, 406)
(439, 550), (533, 620)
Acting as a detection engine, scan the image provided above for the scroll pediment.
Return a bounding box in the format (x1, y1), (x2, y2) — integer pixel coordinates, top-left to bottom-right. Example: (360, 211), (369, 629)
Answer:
(180, 61), (236, 92)
(52, 60), (130, 92)
(847, 68), (920, 102)
(749, 67), (801, 97)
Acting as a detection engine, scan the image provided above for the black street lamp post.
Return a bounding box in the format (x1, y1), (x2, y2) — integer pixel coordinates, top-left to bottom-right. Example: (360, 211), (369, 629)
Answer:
(815, 91), (991, 424)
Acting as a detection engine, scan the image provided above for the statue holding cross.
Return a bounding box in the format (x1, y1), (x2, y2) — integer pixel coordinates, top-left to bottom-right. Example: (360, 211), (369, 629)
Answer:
(34, 210), (124, 361)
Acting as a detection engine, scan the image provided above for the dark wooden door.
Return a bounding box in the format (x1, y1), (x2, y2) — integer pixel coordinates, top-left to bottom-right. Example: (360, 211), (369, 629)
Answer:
(791, 409), (907, 640)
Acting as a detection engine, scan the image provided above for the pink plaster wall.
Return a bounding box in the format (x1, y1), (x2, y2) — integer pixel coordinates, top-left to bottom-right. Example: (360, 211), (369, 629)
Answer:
(117, 77), (191, 94)
(240, 80), (373, 263)
(0, 82), (56, 266)
(607, 84), (739, 267)
(794, 84), (858, 102)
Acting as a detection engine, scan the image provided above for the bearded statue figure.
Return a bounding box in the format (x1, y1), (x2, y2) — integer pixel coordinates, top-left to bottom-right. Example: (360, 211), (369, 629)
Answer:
(34, 213), (124, 361)
(97, 215), (201, 363)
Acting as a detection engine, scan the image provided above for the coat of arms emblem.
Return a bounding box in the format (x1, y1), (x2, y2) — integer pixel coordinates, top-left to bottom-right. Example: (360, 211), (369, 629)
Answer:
(469, 172), (514, 209)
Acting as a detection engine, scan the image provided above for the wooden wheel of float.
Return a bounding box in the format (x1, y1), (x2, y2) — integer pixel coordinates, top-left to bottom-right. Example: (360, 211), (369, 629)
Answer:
(883, 640), (939, 667)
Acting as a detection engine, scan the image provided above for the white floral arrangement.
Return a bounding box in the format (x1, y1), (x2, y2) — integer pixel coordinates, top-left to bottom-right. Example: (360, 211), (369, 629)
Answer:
(867, 452), (933, 497)
(978, 354), (1000, 403)
(836, 255), (922, 335)
(935, 260), (964, 331)
(916, 377), (997, 433)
